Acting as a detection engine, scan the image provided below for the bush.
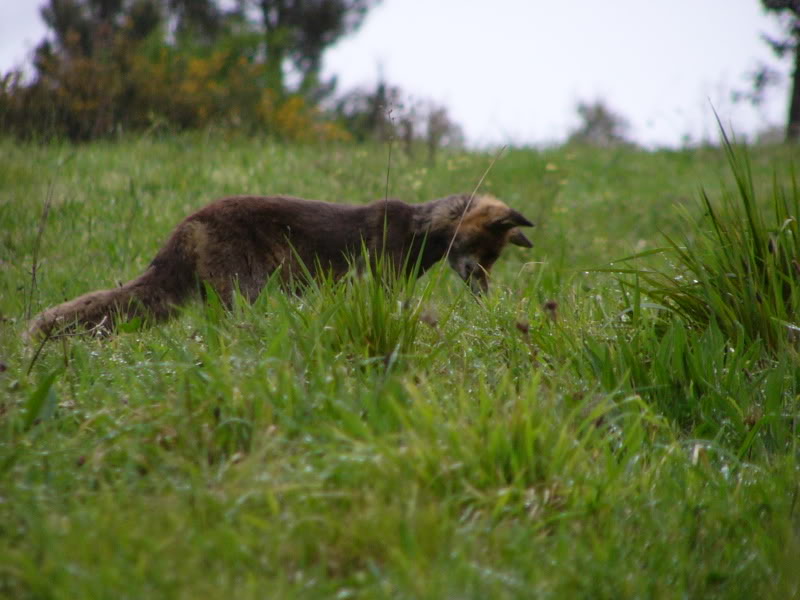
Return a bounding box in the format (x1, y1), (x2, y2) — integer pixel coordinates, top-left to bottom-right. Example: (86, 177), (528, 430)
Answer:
(0, 32), (351, 142)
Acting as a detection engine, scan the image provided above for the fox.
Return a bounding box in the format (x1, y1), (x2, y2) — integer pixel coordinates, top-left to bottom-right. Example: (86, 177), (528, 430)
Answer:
(25, 193), (534, 340)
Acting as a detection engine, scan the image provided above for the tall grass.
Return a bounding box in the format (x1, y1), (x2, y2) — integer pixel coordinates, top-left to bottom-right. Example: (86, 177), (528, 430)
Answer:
(592, 132), (800, 453)
(279, 250), (435, 369)
(612, 132), (800, 355)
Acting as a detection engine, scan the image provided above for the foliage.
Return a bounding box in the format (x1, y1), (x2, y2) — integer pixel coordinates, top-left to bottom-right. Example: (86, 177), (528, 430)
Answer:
(166, 0), (224, 41)
(234, 0), (381, 98)
(566, 99), (632, 147)
(760, 0), (800, 141)
(1, 136), (799, 598)
(0, 0), (381, 142)
(333, 78), (464, 163)
(732, 63), (783, 108)
(0, 32), (351, 142)
(762, 0), (800, 56)
(37, 0), (163, 58)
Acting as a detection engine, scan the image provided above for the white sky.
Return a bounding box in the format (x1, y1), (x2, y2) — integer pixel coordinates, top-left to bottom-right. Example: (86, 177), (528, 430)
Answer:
(0, 1), (792, 148)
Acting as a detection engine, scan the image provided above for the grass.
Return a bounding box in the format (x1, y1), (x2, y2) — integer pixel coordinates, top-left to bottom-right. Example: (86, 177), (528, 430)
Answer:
(610, 132), (800, 354)
(1, 133), (799, 598)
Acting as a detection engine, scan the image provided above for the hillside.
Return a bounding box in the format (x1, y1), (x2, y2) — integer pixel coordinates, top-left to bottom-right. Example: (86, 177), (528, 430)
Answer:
(1, 135), (798, 598)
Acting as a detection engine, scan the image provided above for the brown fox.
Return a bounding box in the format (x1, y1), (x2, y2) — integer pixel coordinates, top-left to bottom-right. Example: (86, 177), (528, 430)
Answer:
(26, 193), (533, 339)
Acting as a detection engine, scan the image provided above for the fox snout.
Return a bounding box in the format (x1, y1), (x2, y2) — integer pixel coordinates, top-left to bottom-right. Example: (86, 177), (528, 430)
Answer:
(444, 196), (535, 295)
(450, 256), (489, 294)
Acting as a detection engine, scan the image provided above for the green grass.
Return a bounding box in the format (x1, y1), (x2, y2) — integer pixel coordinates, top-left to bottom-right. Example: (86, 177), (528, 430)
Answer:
(610, 133), (800, 354)
(1, 133), (799, 598)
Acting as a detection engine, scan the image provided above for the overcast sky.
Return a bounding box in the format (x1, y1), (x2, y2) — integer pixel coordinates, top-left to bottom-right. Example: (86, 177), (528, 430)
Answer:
(0, 1), (792, 148)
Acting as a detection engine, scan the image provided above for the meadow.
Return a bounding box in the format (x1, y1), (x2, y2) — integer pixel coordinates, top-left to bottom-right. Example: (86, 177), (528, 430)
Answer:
(1, 133), (798, 598)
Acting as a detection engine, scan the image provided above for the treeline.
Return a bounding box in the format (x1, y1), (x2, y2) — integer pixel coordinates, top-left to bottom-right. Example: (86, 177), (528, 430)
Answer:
(0, 0), (461, 150)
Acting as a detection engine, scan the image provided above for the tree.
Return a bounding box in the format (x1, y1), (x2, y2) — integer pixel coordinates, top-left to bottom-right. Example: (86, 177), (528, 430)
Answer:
(165, 0), (222, 41)
(234, 0), (380, 98)
(29, 0), (164, 139)
(334, 79), (401, 141)
(2, 0), (383, 140)
(37, 0), (162, 60)
(332, 79), (463, 162)
(761, 0), (800, 141)
(567, 100), (631, 147)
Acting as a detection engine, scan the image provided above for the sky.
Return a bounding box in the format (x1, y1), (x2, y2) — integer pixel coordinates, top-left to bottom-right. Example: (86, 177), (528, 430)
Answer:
(0, 0), (792, 148)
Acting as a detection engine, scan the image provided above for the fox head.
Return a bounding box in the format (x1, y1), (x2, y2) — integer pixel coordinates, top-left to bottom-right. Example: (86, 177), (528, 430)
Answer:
(429, 194), (534, 294)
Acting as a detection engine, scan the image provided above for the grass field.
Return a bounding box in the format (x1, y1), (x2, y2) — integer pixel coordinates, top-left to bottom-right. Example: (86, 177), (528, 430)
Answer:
(1, 134), (799, 598)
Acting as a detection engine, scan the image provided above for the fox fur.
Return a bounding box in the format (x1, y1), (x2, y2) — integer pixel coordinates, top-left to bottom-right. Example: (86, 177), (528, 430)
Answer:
(26, 193), (533, 339)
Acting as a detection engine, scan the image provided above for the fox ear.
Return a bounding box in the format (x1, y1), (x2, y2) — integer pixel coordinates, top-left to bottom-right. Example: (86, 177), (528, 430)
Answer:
(489, 209), (534, 232)
(508, 228), (533, 248)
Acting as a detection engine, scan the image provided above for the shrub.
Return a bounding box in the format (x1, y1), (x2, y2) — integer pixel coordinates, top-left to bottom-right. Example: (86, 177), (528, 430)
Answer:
(0, 32), (351, 143)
